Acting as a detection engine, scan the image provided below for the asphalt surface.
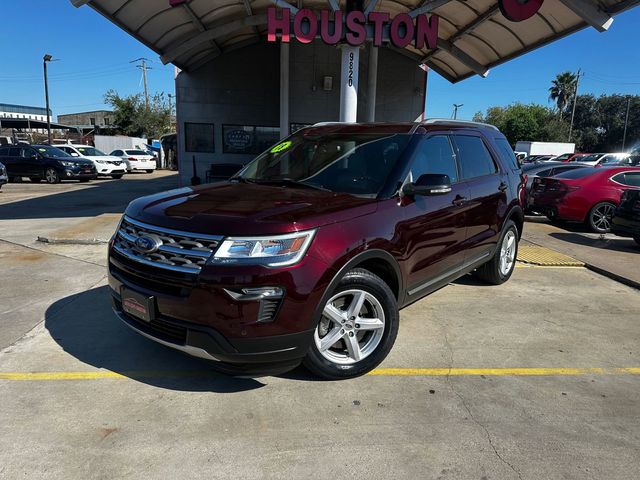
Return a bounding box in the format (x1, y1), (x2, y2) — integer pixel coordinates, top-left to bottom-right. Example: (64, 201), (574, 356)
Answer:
(1, 175), (639, 479)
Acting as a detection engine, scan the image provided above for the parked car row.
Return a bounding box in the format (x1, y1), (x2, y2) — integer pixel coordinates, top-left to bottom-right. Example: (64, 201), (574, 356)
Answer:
(0, 144), (156, 184)
(527, 166), (640, 233)
(522, 151), (638, 167)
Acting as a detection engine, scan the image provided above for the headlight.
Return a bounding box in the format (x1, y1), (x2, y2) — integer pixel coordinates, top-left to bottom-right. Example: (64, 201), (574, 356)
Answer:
(95, 160), (105, 164)
(210, 230), (316, 267)
(59, 161), (76, 167)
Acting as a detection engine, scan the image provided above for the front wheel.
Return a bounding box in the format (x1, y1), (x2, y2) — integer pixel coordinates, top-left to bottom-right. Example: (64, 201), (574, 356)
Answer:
(474, 220), (519, 285)
(145, 169), (154, 173)
(587, 202), (616, 233)
(303, 268), (399, 380)
(45, 168), (60, 184)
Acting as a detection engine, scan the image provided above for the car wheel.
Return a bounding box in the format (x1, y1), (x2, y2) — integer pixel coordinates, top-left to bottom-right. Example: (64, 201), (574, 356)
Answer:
(145, 169), (154, 173)
(474, 220), (519, 285)
(29, 177), (41, 183)
(45, 168), (60, 184)
(111, 174), (124, 179)
(587, 202), (616, 233)
(303, 268), (399, 380)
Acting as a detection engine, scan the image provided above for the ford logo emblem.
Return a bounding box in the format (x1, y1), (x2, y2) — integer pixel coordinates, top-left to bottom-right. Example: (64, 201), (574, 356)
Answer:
(135, 234), (162, 254)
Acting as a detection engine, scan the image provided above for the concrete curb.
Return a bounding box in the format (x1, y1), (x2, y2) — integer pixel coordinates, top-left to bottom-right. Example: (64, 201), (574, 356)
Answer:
(585, 264), (640, 291)
(36, 236), (108, 245)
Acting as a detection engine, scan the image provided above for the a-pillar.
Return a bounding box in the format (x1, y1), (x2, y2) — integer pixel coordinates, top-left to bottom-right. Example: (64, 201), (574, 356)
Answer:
(339, 44), (360, 123)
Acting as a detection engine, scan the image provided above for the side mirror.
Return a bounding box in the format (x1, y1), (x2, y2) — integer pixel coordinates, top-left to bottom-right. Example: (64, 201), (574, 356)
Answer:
(402, 174), (452, 196)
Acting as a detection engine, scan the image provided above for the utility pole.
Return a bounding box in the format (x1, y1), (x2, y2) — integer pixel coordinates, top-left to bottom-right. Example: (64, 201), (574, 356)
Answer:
(43, 54), (53, 144)
(131, 58), (151, 109)
(622, 96), (631, 151)
(568, 68), (582, 142)
(452, 104), (463, 120)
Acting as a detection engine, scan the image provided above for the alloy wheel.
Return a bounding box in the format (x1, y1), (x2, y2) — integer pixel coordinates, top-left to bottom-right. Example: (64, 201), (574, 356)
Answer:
(591, 203), (615, 232)
(314, 289), (385, 365)
(45, 168), (59, 184)
(499, 230), (517, 276)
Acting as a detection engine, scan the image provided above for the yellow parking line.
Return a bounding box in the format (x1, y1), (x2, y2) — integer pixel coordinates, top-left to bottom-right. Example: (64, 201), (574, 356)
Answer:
(1, 367), (640, 381)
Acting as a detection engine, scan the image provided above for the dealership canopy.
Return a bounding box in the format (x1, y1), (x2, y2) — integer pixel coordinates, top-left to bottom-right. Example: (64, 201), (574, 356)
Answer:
(71, 0), (638, 82)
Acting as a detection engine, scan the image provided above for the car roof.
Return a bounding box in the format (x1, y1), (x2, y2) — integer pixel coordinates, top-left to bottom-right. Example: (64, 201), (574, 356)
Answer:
(304, 119), (500, 136)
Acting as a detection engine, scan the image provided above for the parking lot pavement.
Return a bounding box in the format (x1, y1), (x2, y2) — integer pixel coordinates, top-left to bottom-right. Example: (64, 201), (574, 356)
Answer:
(523, 216), (640, 287)
(1, 257), (640, 479)
(2, 180), (640, 479)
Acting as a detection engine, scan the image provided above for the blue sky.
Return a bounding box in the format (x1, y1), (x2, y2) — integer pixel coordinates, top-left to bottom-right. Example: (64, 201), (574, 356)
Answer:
(0, 1), (638, 121)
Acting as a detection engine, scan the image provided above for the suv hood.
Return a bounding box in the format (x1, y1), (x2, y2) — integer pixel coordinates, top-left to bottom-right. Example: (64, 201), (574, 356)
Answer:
(126, 182), (378, 235)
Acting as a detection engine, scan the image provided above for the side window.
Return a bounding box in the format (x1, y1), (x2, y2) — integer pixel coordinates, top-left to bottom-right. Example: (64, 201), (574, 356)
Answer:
(8, 147), (20, 157)
(619, 173), (640, 187)
(453, 135), (498, 180)
(493, 137), (519, 170)
(411, 135), (458, 184)
(0, 148), (8, 157)
(113, 150), (122, 156)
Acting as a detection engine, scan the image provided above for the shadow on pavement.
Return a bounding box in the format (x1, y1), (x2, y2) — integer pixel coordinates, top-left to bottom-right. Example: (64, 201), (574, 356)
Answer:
(0, 173), (180, 220)
(45, 285), (265, 393)
(549, 232), (640, 254)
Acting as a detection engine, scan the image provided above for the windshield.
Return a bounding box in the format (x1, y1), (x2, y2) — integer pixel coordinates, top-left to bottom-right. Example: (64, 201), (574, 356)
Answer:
(578, 154), (602, 163)
(600, 154), (628, 165)
(35, 146), (71, 158)
(236, 132), (411, 196)
(77, 146), (105, 156)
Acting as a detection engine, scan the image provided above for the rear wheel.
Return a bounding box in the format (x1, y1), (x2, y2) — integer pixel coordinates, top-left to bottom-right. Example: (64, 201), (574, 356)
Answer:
(587, 202), (616, 233)
(303, 268), (398, 380)
(474, 220), (518, 285)
(145, 169), (154, 173)
(45, 168), (60, 184)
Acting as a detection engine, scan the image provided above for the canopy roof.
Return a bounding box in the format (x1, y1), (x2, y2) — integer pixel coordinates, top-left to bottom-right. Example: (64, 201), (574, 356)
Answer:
(71, 0), (638, 82)
(0, 117), (79, 131)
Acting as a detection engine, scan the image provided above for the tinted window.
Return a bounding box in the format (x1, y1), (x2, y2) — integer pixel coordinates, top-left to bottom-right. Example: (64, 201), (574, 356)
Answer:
(454, 135), (497, 180)
(536, 168), (553, 177)
(554, 153), (572, 162)
(77, 147), (105, 156)
(34, 146), (70, 158)
(125, 150), (148, 155)
(112, 150), (122, 156)
(412, 135), (458, 183)
(555, 168), (598, 180)
(493, 137), (519, 170)
(613, 173), (640, 187)
(8, 148), (20, 157)
(0, 148), (8, 157)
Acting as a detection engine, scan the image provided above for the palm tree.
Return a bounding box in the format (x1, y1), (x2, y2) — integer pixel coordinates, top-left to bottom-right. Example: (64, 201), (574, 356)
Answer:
(549, 72), (578, 119)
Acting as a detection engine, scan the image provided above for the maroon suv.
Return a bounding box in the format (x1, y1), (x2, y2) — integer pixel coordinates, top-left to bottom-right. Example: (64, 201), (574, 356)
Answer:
(108, 121), (524, 379)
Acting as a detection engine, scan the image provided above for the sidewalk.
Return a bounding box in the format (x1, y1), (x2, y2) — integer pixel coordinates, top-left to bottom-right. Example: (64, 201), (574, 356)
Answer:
(523, 217), (640, 288)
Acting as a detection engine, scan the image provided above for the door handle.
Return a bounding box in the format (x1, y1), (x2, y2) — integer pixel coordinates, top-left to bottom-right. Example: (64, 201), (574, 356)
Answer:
(452, 195), (467, 206)
(498, 182), (508, 192)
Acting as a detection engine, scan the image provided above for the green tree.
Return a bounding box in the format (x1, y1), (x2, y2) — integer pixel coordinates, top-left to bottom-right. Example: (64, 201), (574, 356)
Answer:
(104, 90), (172, 138)
(549, 71), (578, 119)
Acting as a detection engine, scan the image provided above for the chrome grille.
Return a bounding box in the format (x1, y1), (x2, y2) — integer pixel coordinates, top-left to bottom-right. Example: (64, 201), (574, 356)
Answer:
(113, 215), (223, 274)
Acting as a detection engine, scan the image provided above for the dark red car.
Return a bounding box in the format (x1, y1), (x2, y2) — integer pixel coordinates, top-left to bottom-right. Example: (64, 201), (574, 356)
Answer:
(554, 152), (588, 163)
(108, 121), (524, 379)
(529, 167), (640, 232)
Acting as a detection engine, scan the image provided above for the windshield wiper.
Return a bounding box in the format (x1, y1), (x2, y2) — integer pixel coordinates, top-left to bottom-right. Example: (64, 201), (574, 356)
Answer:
(254, 178), (330, 192)
(229, 176), (257, 184)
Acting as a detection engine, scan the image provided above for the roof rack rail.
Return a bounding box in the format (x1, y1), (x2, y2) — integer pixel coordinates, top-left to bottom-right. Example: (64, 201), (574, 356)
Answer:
(419, 118), (499, 131)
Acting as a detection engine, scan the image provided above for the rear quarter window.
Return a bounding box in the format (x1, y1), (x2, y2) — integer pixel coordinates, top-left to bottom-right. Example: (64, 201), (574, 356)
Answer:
(493, 137), (520, 171)
(613, 172), (640, 187)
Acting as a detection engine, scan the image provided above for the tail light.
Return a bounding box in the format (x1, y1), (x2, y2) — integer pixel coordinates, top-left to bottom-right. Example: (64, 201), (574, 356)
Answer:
(128, 157), (137, 161)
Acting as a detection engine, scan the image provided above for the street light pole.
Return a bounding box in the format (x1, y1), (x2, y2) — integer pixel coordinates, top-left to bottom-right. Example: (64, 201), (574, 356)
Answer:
(452, 104), (463, 120)
(43, 54), (53, 144)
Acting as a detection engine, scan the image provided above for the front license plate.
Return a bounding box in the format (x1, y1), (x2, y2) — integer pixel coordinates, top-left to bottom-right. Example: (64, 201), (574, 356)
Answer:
(121, 288), (155, 322)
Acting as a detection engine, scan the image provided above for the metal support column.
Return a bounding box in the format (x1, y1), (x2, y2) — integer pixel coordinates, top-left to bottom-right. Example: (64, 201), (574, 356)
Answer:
(279, 42), (290, 139)
(339, 45), (360, 123)
(366, 44), (378, 122)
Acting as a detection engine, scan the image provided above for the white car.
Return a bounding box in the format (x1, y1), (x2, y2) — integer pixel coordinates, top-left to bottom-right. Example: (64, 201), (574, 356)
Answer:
(57, 144), (127, 179)
(109, 149), (157, 173)
(595, 153), (631, 167)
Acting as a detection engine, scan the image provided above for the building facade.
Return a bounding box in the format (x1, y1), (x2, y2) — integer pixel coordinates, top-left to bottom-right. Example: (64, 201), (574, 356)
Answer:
(0, 103), (50, 122)
(57, 110), (114, 129)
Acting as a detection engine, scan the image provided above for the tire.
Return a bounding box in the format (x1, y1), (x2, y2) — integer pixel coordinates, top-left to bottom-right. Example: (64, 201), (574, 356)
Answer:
(587, 202), (616, 233)
(474, 220), (519, 285)
(634, 237), (640, 247)
(145, 169), (154, 173)
(29, 177), (41, 183)
(111, 174), (124, 179)
(303, 268), (399, 380)
(45, 168), (60, 184)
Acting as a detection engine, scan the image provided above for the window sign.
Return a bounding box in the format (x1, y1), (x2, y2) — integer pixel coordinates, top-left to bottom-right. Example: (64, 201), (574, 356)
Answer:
(223, 125), (280, 155)
(185, 122), (215, 153)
